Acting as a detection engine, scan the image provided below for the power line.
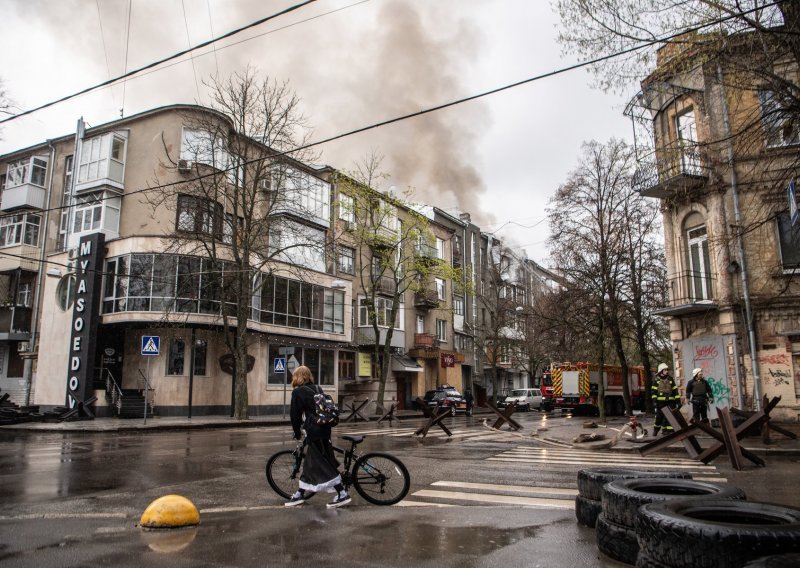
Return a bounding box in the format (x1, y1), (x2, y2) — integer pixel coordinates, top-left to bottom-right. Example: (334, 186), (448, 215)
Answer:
(120, 0), (133, 118)
(94, 0), (117, 112)
(4, 1), (780, 223)
(0, 0), (319, 126)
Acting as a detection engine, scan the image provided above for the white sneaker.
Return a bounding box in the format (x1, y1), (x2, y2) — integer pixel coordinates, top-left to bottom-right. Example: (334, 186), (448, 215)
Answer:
(285, 491), (312, 507)
(327, 492), (351, 508)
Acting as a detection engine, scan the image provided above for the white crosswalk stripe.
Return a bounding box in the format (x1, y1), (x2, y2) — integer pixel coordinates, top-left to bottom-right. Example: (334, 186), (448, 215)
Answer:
(399, 445), (724, 507)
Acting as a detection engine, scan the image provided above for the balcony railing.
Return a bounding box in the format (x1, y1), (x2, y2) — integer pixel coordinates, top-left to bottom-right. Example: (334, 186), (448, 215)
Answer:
(632, 147), (709, 198)
(414, 333), (436, 348)
(0, 305), (32, 335)
(653, 270), (719, 317)
(413, 289), (440, 309)
(372, 276), (396, 296)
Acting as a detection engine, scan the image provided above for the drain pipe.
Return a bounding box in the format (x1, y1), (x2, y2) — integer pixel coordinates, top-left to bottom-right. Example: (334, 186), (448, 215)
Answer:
(716, 62), (762, 410)
(23, 140), (57, 407)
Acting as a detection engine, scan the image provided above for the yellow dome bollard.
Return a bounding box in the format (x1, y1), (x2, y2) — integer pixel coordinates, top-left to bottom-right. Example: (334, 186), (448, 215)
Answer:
(140, 495), (200, 529)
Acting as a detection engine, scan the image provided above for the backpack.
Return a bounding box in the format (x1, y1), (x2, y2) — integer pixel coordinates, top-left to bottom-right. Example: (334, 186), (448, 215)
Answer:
(306, 385), (340, 427)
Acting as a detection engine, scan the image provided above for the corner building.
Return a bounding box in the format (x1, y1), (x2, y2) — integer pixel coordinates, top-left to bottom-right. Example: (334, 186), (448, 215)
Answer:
(2, 105), (353, 416)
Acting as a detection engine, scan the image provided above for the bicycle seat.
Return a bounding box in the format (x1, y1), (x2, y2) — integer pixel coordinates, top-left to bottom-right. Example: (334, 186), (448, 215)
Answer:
(341, 434), (364, 444)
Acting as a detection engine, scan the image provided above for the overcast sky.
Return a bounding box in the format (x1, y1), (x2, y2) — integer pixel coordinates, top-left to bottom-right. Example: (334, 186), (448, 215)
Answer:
(0, 0), (634, 267)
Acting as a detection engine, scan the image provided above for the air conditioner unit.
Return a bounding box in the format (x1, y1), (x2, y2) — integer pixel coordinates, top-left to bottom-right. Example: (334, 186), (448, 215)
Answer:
(17, 342), (29, 353)
(177, 159), (192, 173)
(258, 178), (272, 191)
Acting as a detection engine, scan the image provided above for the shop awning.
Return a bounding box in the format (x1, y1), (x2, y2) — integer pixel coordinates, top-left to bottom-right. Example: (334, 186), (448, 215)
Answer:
(391, 354), (423, 373)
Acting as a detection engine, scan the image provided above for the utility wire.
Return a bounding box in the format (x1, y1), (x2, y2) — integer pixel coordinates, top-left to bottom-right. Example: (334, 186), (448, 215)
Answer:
(95, 0), (117, 112)
(182, 0), (202, 103)
(0, 0), (318, 126)
(14, 0), (778, 222)
(121, 0), (133, 118)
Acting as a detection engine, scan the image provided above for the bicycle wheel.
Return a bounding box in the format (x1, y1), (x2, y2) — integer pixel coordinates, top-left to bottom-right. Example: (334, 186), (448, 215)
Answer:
(266, 449), (301, 500)
(352, 452), (410, 506)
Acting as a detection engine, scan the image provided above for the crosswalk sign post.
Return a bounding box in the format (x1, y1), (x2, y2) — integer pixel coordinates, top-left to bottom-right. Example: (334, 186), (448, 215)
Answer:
(140, 336), (160, 426)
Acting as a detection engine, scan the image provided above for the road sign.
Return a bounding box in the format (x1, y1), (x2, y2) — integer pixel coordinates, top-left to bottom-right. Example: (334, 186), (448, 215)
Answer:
(790, 179), (798, 226)
(287, 355), (299, 372)
(141, 336), (160, 356)
(274, 357), (286, 373)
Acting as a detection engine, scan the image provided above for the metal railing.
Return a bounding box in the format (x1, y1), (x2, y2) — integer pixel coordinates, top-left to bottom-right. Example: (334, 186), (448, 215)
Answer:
(105, 370), (124, 415)
(665, 269), (717, 305)
(632, 147), (708, 195)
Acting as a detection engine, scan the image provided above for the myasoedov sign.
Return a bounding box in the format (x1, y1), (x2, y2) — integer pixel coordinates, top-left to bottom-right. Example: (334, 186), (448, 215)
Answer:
(65, 233), (105, 414)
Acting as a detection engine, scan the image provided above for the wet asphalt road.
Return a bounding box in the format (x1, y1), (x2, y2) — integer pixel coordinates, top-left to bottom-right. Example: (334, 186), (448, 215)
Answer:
(0, 413), (798, 567)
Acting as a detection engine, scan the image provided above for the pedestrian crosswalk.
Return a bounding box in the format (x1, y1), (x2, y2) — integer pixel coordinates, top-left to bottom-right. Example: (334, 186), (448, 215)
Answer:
(397, 445), (725, 508)
(333, 424), (512, 443)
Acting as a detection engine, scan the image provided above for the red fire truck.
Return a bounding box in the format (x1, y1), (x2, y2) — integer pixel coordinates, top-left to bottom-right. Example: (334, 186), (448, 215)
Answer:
(549, 362), (647, 415)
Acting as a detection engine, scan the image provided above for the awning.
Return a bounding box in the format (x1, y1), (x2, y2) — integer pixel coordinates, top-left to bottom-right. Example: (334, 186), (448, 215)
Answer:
(392, 354), (423, 373)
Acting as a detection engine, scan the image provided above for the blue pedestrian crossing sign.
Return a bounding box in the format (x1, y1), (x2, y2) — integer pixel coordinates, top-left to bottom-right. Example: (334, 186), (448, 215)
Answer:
(274, 356), (287, 373)
(141, 335), (160, 356)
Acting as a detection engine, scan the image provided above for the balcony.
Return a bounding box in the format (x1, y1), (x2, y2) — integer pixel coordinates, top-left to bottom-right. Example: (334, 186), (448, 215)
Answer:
(416, 242), (440, 265)
(373, 276), (396, 296)
(413, 289), (440, 310)
(632, 147), (709, 198)
(652, 270), (719, 317)
(0, 305), (32, 338)
(2, 156), (48, 212)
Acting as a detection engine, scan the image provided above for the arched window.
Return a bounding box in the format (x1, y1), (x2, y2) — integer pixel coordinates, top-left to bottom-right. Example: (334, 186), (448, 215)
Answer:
(685, 213), (713, 301)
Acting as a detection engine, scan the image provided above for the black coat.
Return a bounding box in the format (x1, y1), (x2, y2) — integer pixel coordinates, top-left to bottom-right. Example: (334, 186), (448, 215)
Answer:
(290, 384), (332, 441)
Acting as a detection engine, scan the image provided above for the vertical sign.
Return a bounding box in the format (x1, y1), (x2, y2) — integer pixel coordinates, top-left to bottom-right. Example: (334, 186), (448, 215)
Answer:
(65, 233), (105, 413)
(789, 179), (798, 226)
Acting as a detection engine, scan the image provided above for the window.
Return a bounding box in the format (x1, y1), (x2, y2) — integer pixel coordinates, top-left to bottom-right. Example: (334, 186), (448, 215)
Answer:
(269, 218), (327, 272)
(167, 338), (186, 375)
(454, 295), (465, 316)
(73, 194), (103, 233)
(416, 315), (424, 334)
(436, 319), (447, 342)
(0, 213), (40, 247)
(77, 133), (126, 186)
(436, 237), (445, 259)
(17, 282), (32, 307)
(338, 351), (355, 381)
(760, 90), (800, 148)
(193, 339), (208, 375)
(176, 194), (222, 237)
(687, 224), (713, 301)
(358, 296), (402, 329)
(435, 277), (445, 301)
(676, 108), (701, 174)
(5, 156), (48, 189)
(271, 164), (331, 224)
(454, 333), (470, 353)
(338, 246), (354, 275)
(777, 212), (800, 270)
(181, 128), (228, 170)
(339, 193), (355, 224)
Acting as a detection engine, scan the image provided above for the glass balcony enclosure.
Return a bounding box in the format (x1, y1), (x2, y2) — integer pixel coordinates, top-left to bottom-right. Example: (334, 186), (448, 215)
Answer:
(1, 156), (48, 211)
(74, 132), (127, 194)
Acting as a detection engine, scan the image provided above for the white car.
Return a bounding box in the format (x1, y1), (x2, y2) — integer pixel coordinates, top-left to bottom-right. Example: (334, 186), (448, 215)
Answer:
(502, 388), (543, 411)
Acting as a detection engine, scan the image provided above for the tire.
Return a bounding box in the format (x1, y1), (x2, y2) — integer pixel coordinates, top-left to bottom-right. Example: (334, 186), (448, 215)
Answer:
(636, 553), (672, 568)
(637, 499), (800, 568)
(266, 449), (301, 500)
(575, 495), (602, 528)
(596, 513), (639, 565)
(577, 468), (693, 502)
(602, 478), (746, 528)
(352, 452), (410, 505)
(744, 554), (800, 568)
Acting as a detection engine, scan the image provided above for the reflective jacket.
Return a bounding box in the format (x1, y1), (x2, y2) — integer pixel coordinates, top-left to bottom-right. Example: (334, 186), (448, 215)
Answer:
(651, 373), (680, 405)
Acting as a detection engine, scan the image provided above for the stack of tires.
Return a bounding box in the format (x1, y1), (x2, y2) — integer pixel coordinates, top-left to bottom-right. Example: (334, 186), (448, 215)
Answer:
(637, 500), (800, 567)
(597, 478), (746, 565)
(575, 468), (692, 528)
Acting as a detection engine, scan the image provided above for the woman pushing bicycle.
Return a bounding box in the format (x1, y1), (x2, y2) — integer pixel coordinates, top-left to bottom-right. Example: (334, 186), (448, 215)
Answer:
(286, 365), (351, 508)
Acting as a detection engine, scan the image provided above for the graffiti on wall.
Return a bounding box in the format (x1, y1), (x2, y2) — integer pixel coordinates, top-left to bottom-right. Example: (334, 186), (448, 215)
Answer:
(705, 377), (731, 409)
(759, 353), (789, 366)
(766, 367), (791, 387)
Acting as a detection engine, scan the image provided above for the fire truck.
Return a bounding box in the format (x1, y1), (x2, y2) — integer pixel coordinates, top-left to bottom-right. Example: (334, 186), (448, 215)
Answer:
(549, 362), (647, 415)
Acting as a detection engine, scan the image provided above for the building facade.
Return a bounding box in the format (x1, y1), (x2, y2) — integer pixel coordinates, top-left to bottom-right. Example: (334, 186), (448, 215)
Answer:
(630, 39), (800, 421)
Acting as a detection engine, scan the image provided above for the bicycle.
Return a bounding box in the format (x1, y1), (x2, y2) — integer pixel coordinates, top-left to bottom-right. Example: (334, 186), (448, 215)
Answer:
(266, 434), (410, 506)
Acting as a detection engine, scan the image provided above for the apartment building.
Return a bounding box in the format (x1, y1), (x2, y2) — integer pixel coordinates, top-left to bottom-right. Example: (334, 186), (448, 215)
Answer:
(0, 105), (353, 416)
(629, 38), (800, 420)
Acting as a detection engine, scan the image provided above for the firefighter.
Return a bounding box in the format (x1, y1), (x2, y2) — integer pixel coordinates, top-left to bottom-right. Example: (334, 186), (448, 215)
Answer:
(686, 368), (714, 424)
(651, 363), (680, 436)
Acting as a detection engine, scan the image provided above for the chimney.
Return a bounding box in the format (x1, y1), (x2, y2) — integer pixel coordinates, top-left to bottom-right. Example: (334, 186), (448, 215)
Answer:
(459, 212), (471, 223)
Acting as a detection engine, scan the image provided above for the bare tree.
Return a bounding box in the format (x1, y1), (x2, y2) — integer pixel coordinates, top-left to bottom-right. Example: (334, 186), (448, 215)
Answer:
(148, 68), (323, 419)
(336, 157), (463, 414)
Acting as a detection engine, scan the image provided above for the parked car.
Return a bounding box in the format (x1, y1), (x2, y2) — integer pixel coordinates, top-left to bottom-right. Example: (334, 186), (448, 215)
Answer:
(422, 386), (471, 416)
(499, 388), (543, 412)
